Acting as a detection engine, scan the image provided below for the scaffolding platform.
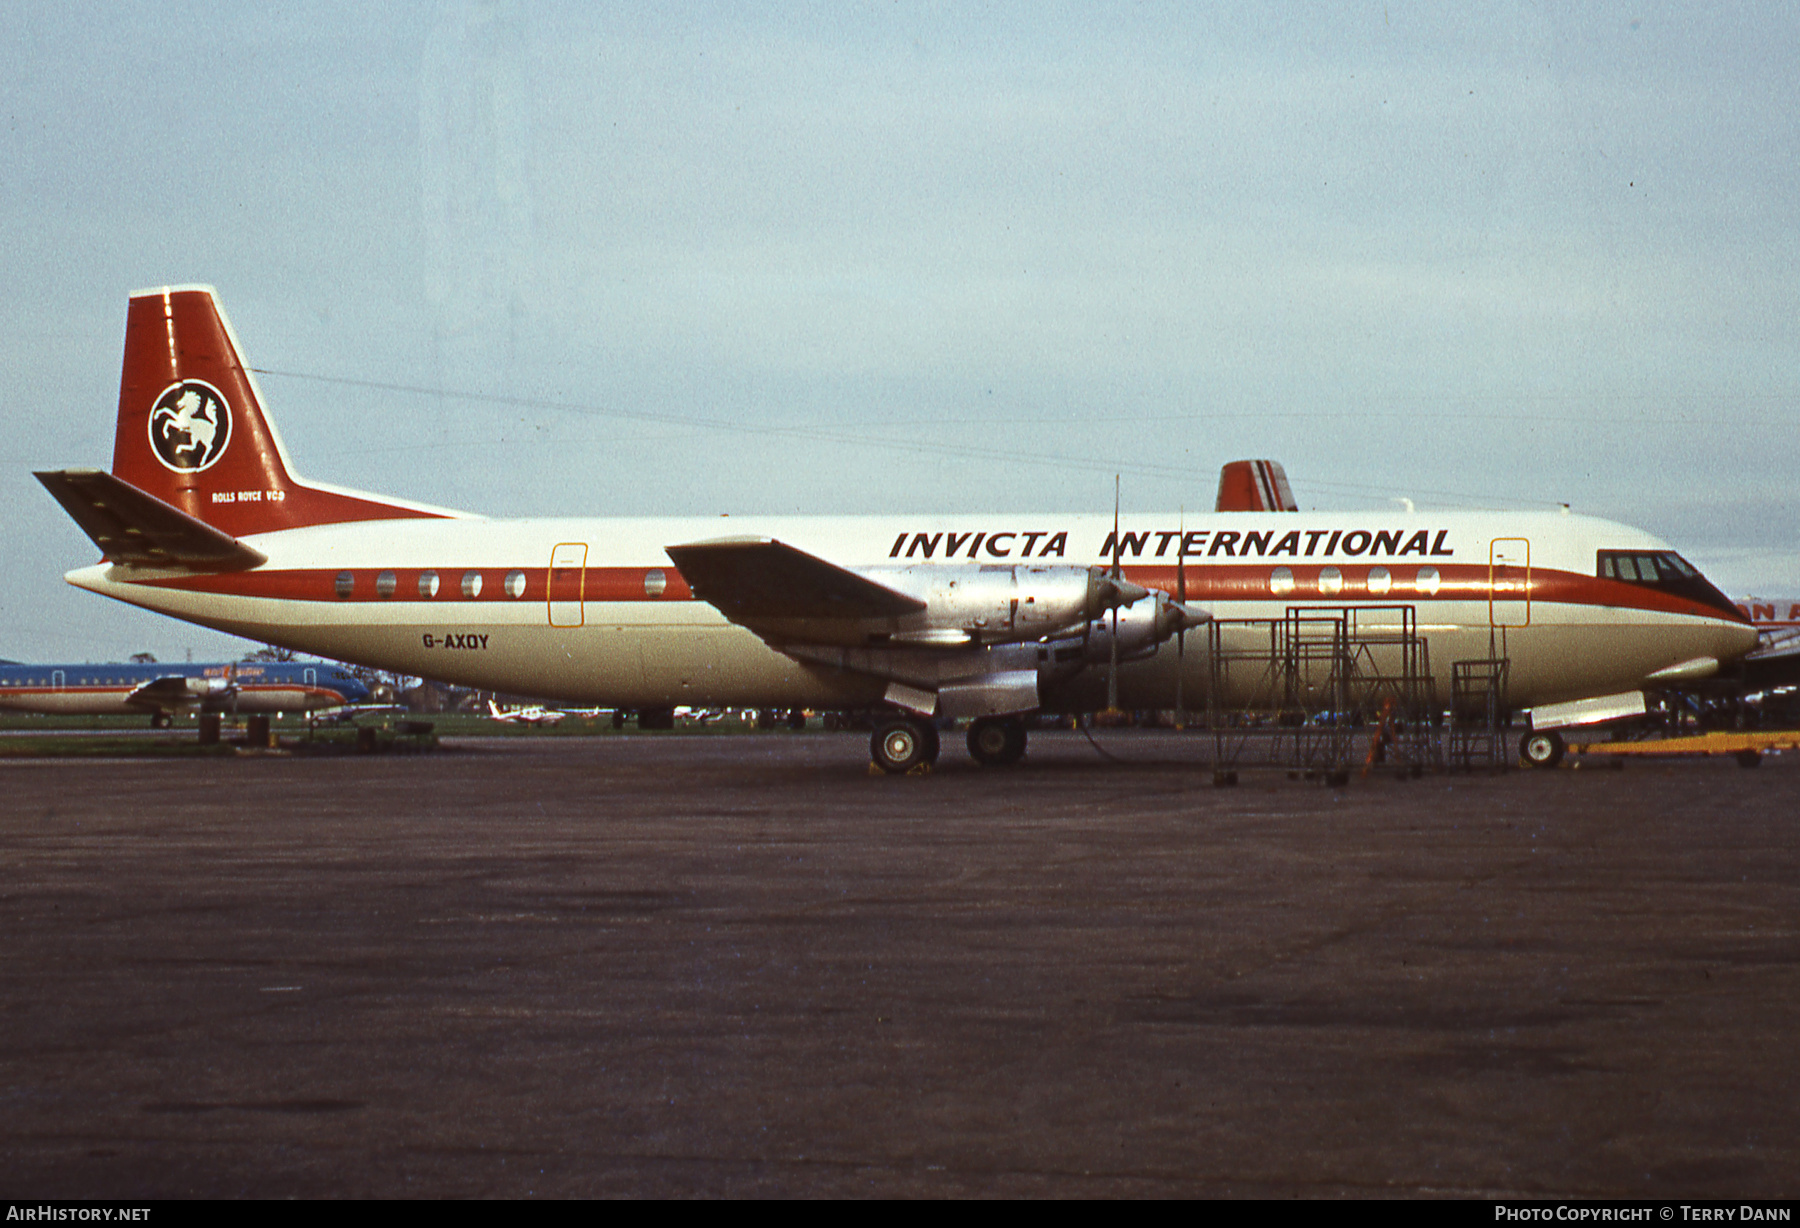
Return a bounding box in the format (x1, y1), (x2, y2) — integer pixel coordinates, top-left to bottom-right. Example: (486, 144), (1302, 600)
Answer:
(1205, 606), (1440, 781)
(1448, 657), (1512, 771)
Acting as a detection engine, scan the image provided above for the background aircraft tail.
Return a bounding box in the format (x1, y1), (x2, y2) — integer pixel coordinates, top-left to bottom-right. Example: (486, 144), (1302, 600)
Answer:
(1214, 460), (1298, 512)
(111, 286), (453, 536)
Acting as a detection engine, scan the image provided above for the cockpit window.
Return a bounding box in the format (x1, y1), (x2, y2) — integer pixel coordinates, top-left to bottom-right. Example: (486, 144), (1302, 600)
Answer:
(1597, 551), (1738, 618)
(1600, 552), (1699, 584)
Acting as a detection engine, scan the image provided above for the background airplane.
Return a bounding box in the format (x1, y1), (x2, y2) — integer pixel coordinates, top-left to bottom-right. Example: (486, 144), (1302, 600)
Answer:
(487, 699), (568, 726)
(1732, 596), (1800, 691)
(0, 658), (371, 726)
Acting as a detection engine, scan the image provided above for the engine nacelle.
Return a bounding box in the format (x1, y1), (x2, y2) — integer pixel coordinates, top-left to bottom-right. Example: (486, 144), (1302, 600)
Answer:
(855, 563), (1145, 646)
(185, 676), (236, 698)
(1040, 590), (1205, 682)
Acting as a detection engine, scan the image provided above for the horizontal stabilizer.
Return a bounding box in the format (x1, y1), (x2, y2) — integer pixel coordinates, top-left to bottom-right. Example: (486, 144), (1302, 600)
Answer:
(666, 537), (926, 621)
(35, 468), (267, 571)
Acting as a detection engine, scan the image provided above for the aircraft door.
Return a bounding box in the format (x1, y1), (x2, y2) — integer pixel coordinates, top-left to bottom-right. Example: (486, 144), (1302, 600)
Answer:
(1489, 538), (1530, 628)
(548, 542), (588, 627)
(52, 669), (64, 689)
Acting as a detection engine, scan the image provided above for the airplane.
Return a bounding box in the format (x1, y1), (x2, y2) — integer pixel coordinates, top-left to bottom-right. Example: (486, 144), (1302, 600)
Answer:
(485, 698), (587, 726)
(1733, 596), (1800, 691)
(0, 657), (371, 726)
(34, 286), (1759, 773)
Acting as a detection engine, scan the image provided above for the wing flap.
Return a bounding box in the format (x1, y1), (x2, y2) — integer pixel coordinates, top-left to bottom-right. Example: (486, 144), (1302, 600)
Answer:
(666, 537), (926, 621)
(35, 469), (267, 571)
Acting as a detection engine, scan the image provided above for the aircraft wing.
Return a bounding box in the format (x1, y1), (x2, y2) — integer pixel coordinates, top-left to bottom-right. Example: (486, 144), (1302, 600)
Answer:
(124, 674), (232, 711)
(665, 537), (927, 621)
(314, 704), (407, 724)
(35, 468), (268, 571)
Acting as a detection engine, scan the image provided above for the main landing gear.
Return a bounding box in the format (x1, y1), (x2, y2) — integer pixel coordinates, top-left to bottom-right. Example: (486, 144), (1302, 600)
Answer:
(870, 715), (1030, 773)
(871, 718), (939, 774)
(966, 716), (1027, 767)
(1520, 729), (1565, 769)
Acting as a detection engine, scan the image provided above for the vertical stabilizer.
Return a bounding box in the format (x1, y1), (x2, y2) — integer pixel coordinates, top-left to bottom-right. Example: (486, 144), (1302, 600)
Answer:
(1215, 460), (1298, 512)
(112, 286), (454, 536)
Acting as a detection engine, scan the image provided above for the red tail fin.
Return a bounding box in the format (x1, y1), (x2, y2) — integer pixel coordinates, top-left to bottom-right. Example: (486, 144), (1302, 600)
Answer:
(1214, 460), (1298, 512)
(113, 286), (453, 536)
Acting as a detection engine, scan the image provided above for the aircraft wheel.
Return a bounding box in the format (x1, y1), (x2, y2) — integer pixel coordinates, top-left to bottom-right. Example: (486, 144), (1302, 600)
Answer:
(150, 712), (173, 729)
(966, 716), (1027, 766)
(1520, 730), (1565, 769)
(872, 719), (938, 774)
(1736, 749), (1763, 769)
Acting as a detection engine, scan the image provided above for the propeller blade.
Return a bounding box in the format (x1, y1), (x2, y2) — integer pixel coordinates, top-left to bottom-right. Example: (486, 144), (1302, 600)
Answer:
(1107, 475), (1121, 711)
(1174, 507), (1186, 727)
(1111, 475), (1122, 581)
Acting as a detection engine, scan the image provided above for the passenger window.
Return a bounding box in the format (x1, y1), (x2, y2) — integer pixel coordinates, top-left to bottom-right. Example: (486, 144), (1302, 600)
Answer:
(376, 570), (397, 599)
(335, 571), (355, 600)
(1367, 566), (1392, 595)
(1415, 566), (1441, 596)
(462, 571), (483, 598)
(644, 569), (668, 598)
(1270, 566), (1295, 596)
(506, 570), (527, 598)
(1318, 566), (1343, 595)
(419, 571), (440, 599)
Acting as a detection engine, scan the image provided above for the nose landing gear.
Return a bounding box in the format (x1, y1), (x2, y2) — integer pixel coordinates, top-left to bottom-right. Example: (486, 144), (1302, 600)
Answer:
(1520, 729), (1565, 768)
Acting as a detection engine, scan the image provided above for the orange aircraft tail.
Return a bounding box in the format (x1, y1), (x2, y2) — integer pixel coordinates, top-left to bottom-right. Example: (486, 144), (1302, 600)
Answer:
(1214, 459), (1298, 513)
(111, 285), (450, 536)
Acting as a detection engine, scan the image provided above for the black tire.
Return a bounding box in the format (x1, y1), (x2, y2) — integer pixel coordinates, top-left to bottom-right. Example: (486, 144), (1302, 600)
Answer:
(787, 710), (808, 731)
(872, 719), (938, 774)
(966, 716), (1028, 766)
(150, 712), (172, 729)
(1736, 749), (1763, 769)
(1520, 730), (1565, 768)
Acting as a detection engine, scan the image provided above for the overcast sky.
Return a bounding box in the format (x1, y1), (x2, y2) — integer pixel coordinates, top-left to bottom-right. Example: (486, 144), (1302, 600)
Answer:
(3, 1), (1796, 662)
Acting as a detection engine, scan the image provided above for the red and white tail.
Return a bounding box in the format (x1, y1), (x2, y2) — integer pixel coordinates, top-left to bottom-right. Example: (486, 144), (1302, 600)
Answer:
(112, 285), (453, 536)
(1214, 460), (1298, 513)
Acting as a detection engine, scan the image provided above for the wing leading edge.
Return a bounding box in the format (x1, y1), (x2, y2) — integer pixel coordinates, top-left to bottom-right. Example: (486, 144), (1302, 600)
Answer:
(665, 537), (926, 621)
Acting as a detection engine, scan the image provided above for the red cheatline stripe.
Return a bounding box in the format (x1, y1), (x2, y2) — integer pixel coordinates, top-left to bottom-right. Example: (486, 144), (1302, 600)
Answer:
(125, 561), (1744, 622)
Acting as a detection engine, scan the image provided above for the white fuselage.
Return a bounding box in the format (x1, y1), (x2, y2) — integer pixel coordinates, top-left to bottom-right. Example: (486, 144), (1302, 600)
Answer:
(66, 509), (1758, 713)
